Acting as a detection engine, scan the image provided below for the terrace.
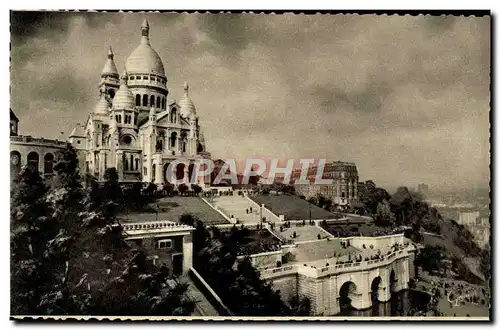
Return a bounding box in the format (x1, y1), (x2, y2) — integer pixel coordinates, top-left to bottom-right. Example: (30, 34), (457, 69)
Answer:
(118, 196), (229, 226)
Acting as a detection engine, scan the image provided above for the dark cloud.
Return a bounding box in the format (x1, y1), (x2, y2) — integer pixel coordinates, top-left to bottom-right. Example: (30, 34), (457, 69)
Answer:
(9, 12), (490, 191)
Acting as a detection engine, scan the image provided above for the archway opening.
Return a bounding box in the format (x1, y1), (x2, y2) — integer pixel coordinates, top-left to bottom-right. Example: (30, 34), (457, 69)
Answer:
(176, 163), (185, 181)
(44, 153), (54, 175)
(27, 152), (39, 172)
(371, 276), (382, 304)
(390, 270), (397, 293)
(339, 281), (357, 310)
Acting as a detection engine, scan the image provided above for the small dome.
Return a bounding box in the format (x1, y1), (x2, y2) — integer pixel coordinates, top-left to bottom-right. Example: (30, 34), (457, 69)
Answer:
(125, 20), (165, 76)
(101, 46), (119, 77)
(179, 82), (196, 118)
(94, 93), (110, 115)
(113, 72), (135, 109)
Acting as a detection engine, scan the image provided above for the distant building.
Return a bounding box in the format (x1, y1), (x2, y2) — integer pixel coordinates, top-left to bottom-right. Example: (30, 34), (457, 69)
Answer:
(417, 183), (429, 197)
(10, 109), (68, 181)
(292, 161), (359, 207)
(357, 181), (367, 199)
(458, 211), (480, 227)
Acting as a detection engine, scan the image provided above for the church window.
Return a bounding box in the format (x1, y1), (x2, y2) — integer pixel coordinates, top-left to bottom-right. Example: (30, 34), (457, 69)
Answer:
(136, 94), (141, 106)
(129, 76), (135, 80)
(143, 76), (149, 80)
(152, 164), (156, 183)
(123, 135), (132, 145)
(130, 155), (134, 170)
(170, 132), (177, 148)
(152, 77), (156, 82)
(171, 109), (177, 123)
(143, 95), (148, 107)
(108, 89), (115, 99)
(150, 95), (155, 107)
(156, 96), (161, 108)
(182, 141), (186, 153)
(134, 116), (137, 125)
(156, 139), (163, 152)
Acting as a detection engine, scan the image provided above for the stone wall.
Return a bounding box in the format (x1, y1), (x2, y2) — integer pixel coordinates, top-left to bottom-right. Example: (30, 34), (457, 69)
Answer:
(269, 274), (297, 305)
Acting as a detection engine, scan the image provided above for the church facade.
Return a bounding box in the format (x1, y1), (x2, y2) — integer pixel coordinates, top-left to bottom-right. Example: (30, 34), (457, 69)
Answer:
(69, 20), (211, 186)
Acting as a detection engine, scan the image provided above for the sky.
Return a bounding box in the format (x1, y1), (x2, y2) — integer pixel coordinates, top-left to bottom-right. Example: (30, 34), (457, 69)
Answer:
(10, 11), (490, 192)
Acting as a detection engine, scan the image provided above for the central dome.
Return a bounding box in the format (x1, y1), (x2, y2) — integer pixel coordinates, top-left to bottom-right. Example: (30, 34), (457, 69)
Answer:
(125, 20), (165, 77)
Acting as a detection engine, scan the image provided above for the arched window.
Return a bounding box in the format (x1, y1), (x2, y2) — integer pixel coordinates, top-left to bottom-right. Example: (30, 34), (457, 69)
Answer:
(135, 159), (139, 171)
(182, 140), (186, 153)
(152, 164), (156, 183)
(27, 152), (39, 172)
(143, 166), (147, 176)
(136, 94), (141, 106)
(162, 97), (166, 110)
(170, 132), (177, 148)
(150, 95), (155, 107)
(44, 153), (54, 174)
(171, 108), (177, 123)
(156, 139), (163, 152)
(143, 94), (148, 107)
(130, 155), (134, 171)
(156, 96), (161, 109)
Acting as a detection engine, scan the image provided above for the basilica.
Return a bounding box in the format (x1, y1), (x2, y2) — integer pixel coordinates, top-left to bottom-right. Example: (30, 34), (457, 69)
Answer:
(68, 20), (211, 186)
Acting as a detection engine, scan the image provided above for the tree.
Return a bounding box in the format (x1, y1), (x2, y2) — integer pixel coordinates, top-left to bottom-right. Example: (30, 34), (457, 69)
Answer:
(374, 200), (396, 226)
(307, 197), (318, 206)
(177, 184), (189, 196)
(191, 184), (202, 195)
(11, 145), (194, 316)
(416, 245), (445, 274)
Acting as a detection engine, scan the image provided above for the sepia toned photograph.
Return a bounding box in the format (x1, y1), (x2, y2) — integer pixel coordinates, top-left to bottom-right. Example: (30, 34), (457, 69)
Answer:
(9, 10), (491, 320)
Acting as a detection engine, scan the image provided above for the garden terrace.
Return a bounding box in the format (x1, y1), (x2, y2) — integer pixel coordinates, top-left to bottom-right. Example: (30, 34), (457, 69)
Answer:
(250, 194), (337, 220)
(273, 223), (332, 243)
(118, 196), (229, 226)
(219, 227), (282, 256)
(320, 222), (406, 238)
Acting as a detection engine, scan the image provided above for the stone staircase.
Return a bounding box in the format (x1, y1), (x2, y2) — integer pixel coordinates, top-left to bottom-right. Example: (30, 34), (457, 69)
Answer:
(211, 195), (261, 224)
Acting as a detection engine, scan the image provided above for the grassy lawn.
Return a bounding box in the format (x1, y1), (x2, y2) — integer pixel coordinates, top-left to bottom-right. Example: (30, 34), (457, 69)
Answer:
(322, 222), (401, 237)
(250, 195), (336, 220)
(118, 196), (229, 226)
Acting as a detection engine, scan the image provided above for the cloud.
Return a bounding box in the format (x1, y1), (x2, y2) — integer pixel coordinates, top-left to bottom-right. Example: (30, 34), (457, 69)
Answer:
(10, 12), (490, 192)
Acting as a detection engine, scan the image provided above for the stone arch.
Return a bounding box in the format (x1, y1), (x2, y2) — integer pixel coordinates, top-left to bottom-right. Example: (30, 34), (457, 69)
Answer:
(370, 276), (382, 303)
(27, 151), (40, 172)
(136, 94), (141, 106)
(44, 153), (55, 174)
(156, 96), (161, 109)
(176, 163), (185, 181)
(389, 269), (397, 293)
(10, 150), (21, 177)
(150, 95), (155, 107)
(339, 281), (358, 309)
(142, 94), (148, 107)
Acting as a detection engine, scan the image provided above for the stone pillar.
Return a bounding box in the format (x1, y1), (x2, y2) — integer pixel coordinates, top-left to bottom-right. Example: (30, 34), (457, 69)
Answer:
(183, 232), (193, 274)
(98, 151), (105, 181)
(351, 272), (372, 310)
(116, 150), (124, 181)
(155, 159), (162, 184)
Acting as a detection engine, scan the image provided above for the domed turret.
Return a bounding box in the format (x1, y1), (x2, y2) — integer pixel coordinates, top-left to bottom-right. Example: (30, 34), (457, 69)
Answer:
(179, 81), (196, 118)
(94, 93), (110, 115)
(113, 72), (135, 109)
(101, 46), (119, 77)
(125, 19), (165, 77)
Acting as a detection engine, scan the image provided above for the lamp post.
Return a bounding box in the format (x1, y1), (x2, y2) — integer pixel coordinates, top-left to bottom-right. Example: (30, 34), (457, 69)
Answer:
(260, 204), (264, 228)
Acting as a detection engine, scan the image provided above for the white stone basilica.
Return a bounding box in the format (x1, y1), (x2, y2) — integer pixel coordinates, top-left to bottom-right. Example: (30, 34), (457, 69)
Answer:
(69, 20), (210, 186)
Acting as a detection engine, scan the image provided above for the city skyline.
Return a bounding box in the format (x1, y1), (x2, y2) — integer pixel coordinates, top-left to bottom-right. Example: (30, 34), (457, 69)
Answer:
(10, 12), (490, 191)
